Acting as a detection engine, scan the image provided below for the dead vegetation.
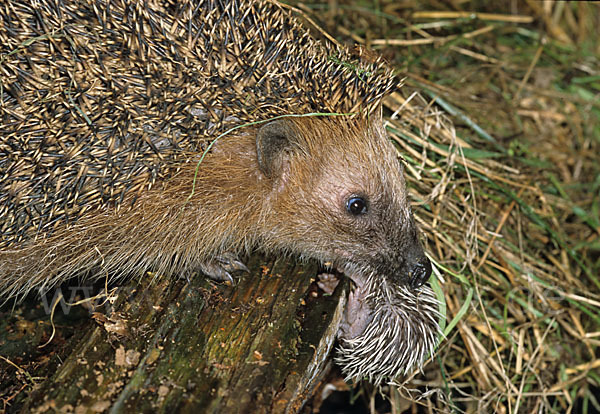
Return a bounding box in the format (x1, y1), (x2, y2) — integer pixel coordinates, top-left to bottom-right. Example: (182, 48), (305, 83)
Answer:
(291, 0), (600, 412)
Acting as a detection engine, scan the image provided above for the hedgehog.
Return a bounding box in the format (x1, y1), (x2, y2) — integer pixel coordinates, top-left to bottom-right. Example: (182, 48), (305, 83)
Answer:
(0, 0), (441, 384)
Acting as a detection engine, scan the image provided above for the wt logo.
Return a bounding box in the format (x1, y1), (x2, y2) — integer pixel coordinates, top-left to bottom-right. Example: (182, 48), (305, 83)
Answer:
(40, 286), (112, 315)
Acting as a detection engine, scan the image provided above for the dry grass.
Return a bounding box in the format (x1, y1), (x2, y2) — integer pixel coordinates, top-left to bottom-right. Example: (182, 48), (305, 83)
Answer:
(291, 1), (600, 412)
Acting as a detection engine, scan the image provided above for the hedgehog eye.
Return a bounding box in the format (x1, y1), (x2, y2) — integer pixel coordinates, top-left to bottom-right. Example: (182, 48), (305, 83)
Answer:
(347, 197), (368, 215)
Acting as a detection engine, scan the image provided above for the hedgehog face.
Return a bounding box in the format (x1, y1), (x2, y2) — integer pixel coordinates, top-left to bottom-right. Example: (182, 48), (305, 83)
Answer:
(256, 116), (432, 290)
(314, 151), (432, 290)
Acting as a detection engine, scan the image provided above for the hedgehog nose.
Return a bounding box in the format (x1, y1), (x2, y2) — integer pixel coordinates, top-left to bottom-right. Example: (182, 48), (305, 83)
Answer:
(409, 256), (432, 289)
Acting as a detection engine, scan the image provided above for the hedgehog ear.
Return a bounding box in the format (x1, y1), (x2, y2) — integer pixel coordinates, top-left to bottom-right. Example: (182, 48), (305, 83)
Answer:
(256, 119), (298, 179)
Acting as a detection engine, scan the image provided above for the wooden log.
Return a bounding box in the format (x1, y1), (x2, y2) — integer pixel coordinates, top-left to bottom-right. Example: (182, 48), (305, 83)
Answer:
(2, 255), (347, 413)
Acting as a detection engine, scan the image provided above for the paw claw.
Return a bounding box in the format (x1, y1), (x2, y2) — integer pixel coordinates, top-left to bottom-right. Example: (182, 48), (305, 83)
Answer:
(217, 253), (249, 273)
(198, 253), (248, 284)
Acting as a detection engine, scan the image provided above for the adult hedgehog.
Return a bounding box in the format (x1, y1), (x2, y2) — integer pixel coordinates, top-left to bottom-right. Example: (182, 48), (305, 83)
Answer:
(0, 0), (440, 384)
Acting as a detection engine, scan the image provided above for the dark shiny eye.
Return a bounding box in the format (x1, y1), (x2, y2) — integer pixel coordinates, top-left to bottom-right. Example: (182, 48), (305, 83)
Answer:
(347, 197), (368, 215)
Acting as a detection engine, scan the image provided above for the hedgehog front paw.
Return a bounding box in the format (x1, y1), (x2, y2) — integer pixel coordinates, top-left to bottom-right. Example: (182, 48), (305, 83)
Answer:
(317, 273), (340, 295)
(198, 253), (249, 284)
